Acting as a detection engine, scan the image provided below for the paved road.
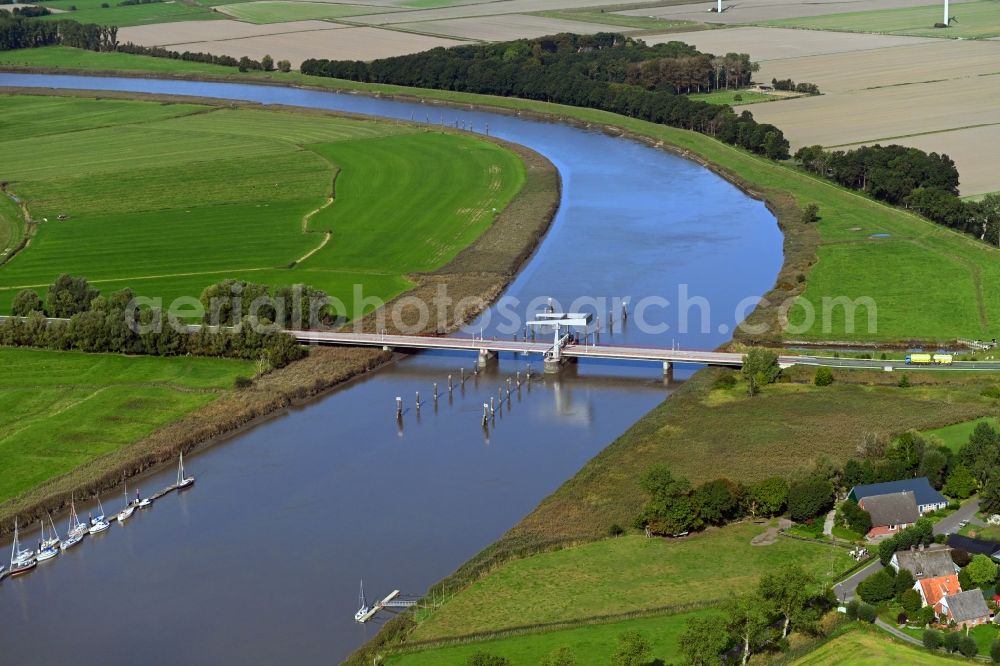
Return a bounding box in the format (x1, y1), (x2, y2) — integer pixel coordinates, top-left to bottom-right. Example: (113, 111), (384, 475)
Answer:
(833, 500), (981, 602)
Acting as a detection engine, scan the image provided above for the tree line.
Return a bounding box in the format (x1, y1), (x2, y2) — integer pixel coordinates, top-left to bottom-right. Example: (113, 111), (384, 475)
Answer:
(301, 32), (792, 161)
(0, 14), (117, 52)
(796, 143), (1000, 241)
(2, 275), (310, 369)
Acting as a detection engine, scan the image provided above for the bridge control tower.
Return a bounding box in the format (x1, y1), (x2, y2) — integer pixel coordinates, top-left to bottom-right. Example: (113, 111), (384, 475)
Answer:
(526, 311), (593, 373)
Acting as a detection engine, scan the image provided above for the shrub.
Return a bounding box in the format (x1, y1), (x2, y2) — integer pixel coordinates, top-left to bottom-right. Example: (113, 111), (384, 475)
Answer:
(845, 599), (859, 620)
(608, 523), (625, 537)
(802, 203), (820, 224)
(788, 477), (833, 522)
(959, 635), (979, 657)
(856, 602), (876, 623)
(713, 373), (737, 389)
(944, 630), (961, 652)
(466, 653), (511, 666)
(840, 500), (871, 535)
(899, 374), (911, 388)
(991, 638), (1000, 663)
(894, 569), (916, 599)
(733, 93), (743, 102)
(277, 59), (291, 73)
(900, 588), (922, 613)
(814, 366), (833, 386)
(923, 629), (943, 650)
(234, 376), (253, 389)
(857, 568), (895, 604)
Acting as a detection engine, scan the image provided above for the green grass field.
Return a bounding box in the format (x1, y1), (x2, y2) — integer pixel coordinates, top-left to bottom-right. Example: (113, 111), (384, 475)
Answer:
(534, 8), (705, 31)
(793, 627), (972, 664)
(0, 94), (524, 315)
(38, 0), (221, 27)
(409, 524), (854, 642)
(0, 192), (24, 258)
(0, 46), (238, 74)
(924, 416), (1000, 453)
(7, 45), (1000, 342)
(689, 89), (780, 105)
(215, 1), (386, 23)
(0, 347), (253, 503)
(767, 0), (1000, 39)
(387, 610), (713, 666)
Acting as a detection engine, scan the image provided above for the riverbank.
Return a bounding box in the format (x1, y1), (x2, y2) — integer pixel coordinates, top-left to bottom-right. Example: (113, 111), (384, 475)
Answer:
(0, 89), (560, 535)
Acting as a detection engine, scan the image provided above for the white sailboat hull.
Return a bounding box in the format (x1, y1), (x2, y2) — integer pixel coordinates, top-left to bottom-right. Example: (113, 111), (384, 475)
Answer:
(60, 534), (84, 550)
(89, 521), (110, 535)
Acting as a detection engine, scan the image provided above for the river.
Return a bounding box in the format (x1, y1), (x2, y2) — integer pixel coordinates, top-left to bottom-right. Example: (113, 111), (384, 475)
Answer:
(0, 73), (782, 664)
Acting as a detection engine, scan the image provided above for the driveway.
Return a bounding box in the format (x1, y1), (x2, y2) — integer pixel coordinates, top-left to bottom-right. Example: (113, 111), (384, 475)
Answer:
(934, 499), (981, 536)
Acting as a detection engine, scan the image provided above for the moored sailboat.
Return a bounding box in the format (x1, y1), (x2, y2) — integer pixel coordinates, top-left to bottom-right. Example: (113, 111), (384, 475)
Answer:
(175, 451), (195, 489)
(61, 500), (85, 551)
(89, 498), (110, 535)
(116, 480), (135, 524)
(36, 514), (60, 562)
(9, 519), (36, 576)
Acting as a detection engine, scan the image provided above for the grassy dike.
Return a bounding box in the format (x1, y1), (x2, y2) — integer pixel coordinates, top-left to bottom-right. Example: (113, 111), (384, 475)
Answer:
(0, 88), (560, 536)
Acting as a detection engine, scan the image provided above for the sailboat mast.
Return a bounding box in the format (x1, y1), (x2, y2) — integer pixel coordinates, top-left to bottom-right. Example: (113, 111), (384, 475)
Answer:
(10, 518), (17, 563)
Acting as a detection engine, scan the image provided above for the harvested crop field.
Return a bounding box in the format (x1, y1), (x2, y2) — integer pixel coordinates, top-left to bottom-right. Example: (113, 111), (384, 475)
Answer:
(395, 13), (642, 41)
(215, 1), (390, 24)
(642, 26), (934, 61)
(118, 19), (348, 46)
(346, 0), (649, 26)
(755, 39), (1000, 92)
(617, 0), (980, 25)
(745, 37), (1000, 197)
(161, 25), (466, 66)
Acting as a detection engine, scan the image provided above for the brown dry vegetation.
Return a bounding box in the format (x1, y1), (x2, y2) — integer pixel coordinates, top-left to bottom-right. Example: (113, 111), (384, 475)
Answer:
(0, 90), (560, 535)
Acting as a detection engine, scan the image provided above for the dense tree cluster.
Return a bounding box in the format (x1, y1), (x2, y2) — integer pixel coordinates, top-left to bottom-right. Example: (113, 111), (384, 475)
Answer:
(301, 33), (791, 160)
(797, 143), (1000, 240)
(116, 41), (265, 70)
(5, 6), (50, 17)
(636, 464), (788, 535)
(0, 15), (116, 51)
(2, 275), (308, 369)
(770, 77), (819, 94)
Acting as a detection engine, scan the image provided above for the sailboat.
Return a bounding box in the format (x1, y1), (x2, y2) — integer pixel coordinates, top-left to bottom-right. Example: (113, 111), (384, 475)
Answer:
(9, 518), (37, 576)
(354, 580), (370, 622)
(89, 497), (110, 535)
(175, 451), (195, 489)
(62, 499), (86, 550)
(36, 514), (60, 562)
(116, 480), (135, 524)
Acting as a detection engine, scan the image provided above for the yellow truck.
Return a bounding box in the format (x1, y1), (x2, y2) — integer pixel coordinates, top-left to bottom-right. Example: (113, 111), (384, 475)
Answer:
(904, 353), (953, 365)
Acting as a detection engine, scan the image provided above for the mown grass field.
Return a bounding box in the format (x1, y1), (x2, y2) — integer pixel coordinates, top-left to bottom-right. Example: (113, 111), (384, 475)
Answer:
(215, 1), (386, 23)
(925, 416), (1000, 453)
(690, 89), (780, 105)
(38, 0), (221, 27)
(408, 524), (853, 641)
(387, 609), (713, 666)
(792, 627), (971, 665)
(0, 94), (524, 315)
(0, 347), (254, 504)
(767, 0), (1000, 39)
(0, 192), (23, 258)
(6, 46), (1000, 342)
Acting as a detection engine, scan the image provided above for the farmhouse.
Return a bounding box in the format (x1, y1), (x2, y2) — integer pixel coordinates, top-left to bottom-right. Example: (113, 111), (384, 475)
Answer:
(940, 590), (991, 628)
(891, 544), (959, 579)
(858, 491), (919, 540)
(848, 478), (948, 515)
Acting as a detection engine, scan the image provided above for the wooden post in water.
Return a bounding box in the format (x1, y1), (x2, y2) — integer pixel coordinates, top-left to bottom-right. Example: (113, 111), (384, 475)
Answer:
(433, 383), (439, 402)
(448, 375), (453, 394)
(415, 391), (421, 412)
(396, 396), (402, 420)
(482, 403), (489, 427)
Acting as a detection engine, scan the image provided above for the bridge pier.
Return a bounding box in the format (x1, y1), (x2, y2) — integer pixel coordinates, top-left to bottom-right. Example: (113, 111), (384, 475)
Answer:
(663, 361), (674, 384)
(477, 349), (497, 369)
(544, 356), (565, 374)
